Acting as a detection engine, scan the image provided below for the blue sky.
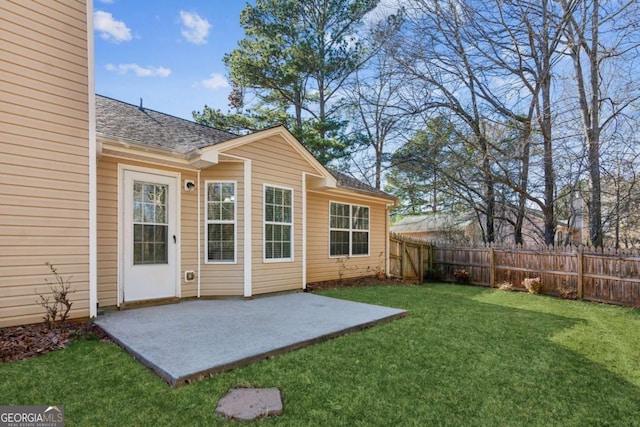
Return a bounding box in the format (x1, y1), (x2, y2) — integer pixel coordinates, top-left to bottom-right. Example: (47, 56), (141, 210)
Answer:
(94, 1), (251, 120)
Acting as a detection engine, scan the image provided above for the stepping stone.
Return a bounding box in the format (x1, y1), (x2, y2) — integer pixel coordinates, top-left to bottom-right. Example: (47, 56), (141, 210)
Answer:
(216, 387), (283, 421)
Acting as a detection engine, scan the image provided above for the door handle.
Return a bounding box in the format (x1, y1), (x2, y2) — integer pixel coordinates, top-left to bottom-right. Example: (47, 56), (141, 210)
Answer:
(173, 235), (177, 244)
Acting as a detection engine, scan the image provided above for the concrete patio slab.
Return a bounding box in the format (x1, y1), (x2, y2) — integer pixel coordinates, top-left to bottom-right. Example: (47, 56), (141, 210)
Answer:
(94, 292), (407, 386)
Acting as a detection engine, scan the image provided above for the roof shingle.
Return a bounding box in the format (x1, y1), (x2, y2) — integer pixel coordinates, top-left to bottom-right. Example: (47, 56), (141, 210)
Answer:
(327, 168), (395, 200)
(96, 94), (236, 154)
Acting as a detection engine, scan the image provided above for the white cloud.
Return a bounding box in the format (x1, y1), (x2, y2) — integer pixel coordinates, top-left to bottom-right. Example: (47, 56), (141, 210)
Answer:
(97, 0), (114, 3)
(94, 10), (132, 43)
(179, 11), (211, 45)
(199, 73), (229, 90)
(106, 63), (171, 77)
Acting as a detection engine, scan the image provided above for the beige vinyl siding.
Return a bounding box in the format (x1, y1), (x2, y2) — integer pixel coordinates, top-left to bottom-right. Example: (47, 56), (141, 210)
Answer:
(200, 162), (245, 295)
(306, 191), (389, 283)
(96, 157), (117, 306)
(96, 157), (199, 306)
(226, 136), (317, 294)
(180, 169), (199, 299)
(0, 0), (90, 327)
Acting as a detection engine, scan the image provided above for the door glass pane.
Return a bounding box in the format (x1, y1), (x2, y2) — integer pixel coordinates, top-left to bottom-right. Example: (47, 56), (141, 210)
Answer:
(133, 202), (143, 222)
(144, 184), (156, 203)
(155, 205), (166, 224)
(133, 181), (169, 265)
(143, 204), (154, 223)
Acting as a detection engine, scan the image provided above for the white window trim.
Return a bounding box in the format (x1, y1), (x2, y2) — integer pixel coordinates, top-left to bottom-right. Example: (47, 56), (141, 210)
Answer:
(328, 201), (371, 258)
(263, 183), (294, 263)
(204, 180), (238, 264)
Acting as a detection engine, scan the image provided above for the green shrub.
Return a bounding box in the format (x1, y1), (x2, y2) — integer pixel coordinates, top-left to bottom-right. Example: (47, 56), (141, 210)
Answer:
(453, 270), (470, 284)
(425, 267), (443, 281)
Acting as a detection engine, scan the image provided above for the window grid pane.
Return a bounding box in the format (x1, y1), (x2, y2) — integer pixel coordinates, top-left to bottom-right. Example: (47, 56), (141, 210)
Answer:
(265, 186), (292, 260)
(352, 231), (369, 255)
(206, 182), (236, 262)
(330, 230), (350, 256)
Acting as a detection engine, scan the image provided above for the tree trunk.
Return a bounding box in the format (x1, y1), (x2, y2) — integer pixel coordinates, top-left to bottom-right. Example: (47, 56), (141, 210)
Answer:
(541, 0), (556, 246)
(481, 136), (495, 243)
(514, 122), (532, 245)
(587, 0), (603, 247)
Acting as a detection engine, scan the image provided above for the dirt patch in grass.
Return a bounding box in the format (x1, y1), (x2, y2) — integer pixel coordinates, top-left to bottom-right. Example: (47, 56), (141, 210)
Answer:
(306, 275), (417, 291)
(1, 321), (112, 363)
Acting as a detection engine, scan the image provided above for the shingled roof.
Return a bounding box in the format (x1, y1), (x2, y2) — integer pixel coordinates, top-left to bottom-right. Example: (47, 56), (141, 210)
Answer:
(327, 168), (395, 200)
(96, 94), (236, 154)
(96, 94), (395, 200)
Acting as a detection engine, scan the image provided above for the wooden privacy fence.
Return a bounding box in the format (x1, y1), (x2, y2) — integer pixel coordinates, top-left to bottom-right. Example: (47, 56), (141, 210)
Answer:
(432, 243), (640, 307)
(389, 233), (432, 284)
(389, 234), (640, 307)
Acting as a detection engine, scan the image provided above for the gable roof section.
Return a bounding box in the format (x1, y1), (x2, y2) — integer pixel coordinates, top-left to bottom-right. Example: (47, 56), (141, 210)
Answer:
(96, 95), (394, 200)
(96, 94), (236, 154)
(200, 125), (334, 186)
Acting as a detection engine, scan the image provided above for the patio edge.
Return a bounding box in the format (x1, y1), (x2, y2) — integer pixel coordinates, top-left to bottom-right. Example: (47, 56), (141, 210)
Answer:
(171, 309), (408, 387)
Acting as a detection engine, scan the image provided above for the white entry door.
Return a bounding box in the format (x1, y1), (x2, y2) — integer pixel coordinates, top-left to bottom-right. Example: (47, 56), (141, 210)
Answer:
(122, 170), (178, 302)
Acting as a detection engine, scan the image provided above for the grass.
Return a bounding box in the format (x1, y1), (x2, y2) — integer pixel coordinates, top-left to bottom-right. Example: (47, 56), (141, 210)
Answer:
(2, 284), (640, 426)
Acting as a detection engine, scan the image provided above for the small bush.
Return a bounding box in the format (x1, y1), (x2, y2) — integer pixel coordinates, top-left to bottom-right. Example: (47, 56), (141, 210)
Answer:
(522, 277), (543, 295)
(36, 262), (75, 330)
(557, 286), (577, 300)
(425, 267), (443, 281)
(497, 281), (513, 291)
(453, 270), (470, 284)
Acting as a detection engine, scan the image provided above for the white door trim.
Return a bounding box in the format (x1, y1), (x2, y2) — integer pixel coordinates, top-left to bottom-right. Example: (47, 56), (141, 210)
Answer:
(117, 164), (181, 305)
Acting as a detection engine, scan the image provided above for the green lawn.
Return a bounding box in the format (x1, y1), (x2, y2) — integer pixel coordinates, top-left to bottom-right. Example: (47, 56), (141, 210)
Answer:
(2, 284), (640, 426)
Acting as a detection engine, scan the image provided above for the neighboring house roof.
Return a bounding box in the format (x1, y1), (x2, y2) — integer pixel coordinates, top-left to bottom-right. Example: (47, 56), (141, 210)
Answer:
(96, 94), (236, 154)
(391, 212), (475, 234)
(96, 94), (395, 201)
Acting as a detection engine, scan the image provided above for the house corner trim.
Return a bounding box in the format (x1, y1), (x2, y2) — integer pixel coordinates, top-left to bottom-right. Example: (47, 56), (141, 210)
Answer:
(244, 159), (253, 297)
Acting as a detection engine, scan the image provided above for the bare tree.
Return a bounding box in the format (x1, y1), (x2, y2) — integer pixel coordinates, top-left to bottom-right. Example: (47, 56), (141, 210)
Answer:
(465, 0), (569, 245)
(558, 0), (640, 246)
(342, 29), (413, 189)
(393, 0), (571, 244)
(394, 0), (499, 241)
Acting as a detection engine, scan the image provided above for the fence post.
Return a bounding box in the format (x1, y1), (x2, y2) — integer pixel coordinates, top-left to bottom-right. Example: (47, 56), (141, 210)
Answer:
(401, 240), (406, 281)
(419, 244), (424, 284)
(429, 245), (433, 270)
(489, 247), (495, 288)
(577, 247), (584, 300)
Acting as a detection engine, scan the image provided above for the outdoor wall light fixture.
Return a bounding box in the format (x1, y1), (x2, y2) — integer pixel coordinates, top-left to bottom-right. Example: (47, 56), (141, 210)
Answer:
(184, 180), (196, 192)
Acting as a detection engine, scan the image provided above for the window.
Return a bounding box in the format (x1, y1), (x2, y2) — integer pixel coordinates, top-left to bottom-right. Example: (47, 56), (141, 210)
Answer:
(133, 181), (168, 264)
(264, 185), (293, 261)
(330, 202), (370, 257)
(206, 181), (236, 263)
